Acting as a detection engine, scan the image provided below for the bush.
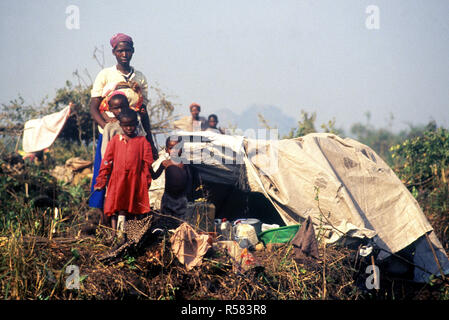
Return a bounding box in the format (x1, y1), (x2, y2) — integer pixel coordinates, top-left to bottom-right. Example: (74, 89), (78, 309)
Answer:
(391, 127), (449, 186)
(390, 127), (449, 219)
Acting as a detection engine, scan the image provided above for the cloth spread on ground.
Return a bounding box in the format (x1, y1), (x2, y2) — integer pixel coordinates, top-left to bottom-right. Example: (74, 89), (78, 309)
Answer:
(22, 105), (71, 153)
(95, 134), (153, 216)
(170, 222), (211, 271)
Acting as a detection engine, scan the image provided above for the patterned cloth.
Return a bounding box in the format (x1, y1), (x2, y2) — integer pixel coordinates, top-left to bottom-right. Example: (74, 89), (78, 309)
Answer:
(98, 81), (144, 113)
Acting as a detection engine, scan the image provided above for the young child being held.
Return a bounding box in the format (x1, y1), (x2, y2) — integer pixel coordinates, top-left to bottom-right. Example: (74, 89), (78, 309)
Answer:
(94, 108), (154, 239)
(150, 136), (192, 218)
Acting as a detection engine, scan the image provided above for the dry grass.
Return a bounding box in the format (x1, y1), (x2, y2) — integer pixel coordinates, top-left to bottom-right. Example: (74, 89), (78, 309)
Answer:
(0, 227), (360, 300)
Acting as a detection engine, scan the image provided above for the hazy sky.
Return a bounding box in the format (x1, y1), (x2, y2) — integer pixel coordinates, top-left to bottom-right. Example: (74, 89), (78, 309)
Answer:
(1, 0), (448, 132)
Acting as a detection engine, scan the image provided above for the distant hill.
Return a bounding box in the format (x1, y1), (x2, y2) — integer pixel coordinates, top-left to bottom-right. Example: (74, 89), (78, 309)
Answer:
(212, 105), (297, 137)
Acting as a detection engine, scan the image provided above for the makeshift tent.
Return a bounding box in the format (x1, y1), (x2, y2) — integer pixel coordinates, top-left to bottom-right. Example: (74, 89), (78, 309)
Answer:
(149, 130), (449, 283)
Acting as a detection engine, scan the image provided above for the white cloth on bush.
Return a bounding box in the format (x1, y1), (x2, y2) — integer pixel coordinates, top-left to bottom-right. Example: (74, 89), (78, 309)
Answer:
(22, 105), (71, 153)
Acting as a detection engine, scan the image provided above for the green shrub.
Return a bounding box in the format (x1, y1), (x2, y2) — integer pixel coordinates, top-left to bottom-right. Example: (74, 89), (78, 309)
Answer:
(391, 128), (449, 186)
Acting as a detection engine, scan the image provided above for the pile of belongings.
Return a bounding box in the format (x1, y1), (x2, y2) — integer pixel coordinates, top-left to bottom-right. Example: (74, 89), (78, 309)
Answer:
(51, 157), (92, 184)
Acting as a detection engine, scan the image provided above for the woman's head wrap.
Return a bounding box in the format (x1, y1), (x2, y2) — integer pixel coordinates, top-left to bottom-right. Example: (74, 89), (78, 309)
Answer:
(110, 33), (133, 49)
(189, 102), (201, 111)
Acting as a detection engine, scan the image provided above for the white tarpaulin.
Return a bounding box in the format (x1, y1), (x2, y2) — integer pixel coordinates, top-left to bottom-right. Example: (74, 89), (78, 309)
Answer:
(243, 132), (449, 282)
(155, 131), (449, 282)
(22, 105), (71, 153)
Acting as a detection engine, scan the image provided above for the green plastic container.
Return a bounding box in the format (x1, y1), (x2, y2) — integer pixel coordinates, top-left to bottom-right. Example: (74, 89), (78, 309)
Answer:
(258, 224), (301, 244)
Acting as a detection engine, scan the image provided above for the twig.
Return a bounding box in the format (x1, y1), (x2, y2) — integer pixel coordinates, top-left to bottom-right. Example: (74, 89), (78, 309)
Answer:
(322, 241), (327, 300)
(125, 280), (150, 299)
(371, 255), (379, 291)
(425, 233), (446, 280)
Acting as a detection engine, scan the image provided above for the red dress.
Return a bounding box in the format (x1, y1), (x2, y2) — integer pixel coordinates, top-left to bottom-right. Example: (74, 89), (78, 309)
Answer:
(95, 134), (153, 216)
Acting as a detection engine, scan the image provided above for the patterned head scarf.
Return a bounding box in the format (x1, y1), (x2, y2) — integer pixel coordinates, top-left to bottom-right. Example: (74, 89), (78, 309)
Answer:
(110, 33), (133, 49)
(99, 82), (143, 113)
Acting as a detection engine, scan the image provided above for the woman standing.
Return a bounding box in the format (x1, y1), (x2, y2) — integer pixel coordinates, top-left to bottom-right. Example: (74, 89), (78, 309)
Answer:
(89, 33), (157, 225)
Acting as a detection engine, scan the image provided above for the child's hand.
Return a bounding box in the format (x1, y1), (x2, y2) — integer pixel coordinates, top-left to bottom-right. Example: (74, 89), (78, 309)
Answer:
(94, 186), (104, 191)
(162, 160), (171, 168)
(101, 112), (116, 123)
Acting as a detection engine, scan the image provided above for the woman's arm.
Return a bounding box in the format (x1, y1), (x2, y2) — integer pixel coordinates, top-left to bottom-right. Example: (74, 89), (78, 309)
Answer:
(90, 70), (108, 129)
(90, 97), (107, 129)
(139, 105), (159, 160)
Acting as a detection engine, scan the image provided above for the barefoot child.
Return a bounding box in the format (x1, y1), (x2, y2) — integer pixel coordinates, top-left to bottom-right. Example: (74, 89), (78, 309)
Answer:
(94, 108), (153, 239)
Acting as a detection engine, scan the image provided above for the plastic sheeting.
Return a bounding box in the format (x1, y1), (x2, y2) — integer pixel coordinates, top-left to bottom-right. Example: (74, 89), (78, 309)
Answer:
(244, 133), (449, 282)
(152, 131), (449, 282)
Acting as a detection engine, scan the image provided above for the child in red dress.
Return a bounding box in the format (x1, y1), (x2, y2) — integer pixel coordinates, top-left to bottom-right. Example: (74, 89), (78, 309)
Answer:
(94, 108), (153, 238)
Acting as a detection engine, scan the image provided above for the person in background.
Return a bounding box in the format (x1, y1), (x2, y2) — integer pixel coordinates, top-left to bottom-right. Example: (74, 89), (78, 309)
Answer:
(173, 103), (207, 132)
(206, 114), (224, 134)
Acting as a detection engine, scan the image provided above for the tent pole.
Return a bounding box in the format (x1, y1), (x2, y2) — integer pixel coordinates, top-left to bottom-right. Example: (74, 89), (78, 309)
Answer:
(371, 255), (379, 291)
(424, 233), (446, 280)
(15, 131), (22, 152)
(92, 121), (96, 163)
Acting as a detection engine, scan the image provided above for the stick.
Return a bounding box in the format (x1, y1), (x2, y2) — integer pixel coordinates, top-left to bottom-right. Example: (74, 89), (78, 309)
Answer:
(424, 233), (446, 280)
(371, 255), (379, 290)
(92, 121), (96, 163)
(322, 241), (327, 300)
(86, 189), (98, 203)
